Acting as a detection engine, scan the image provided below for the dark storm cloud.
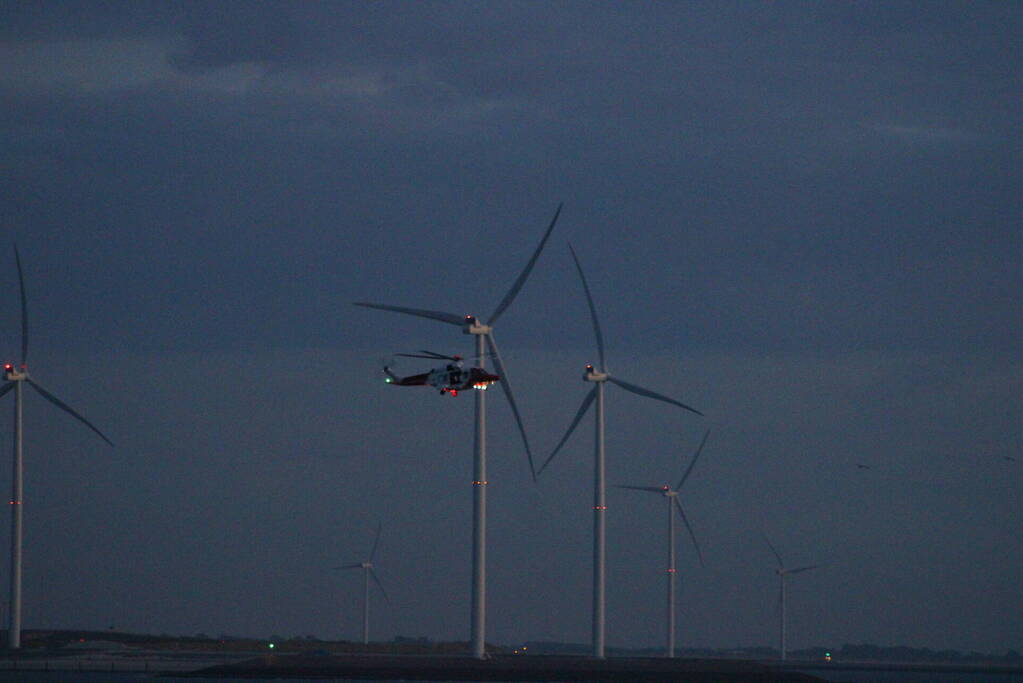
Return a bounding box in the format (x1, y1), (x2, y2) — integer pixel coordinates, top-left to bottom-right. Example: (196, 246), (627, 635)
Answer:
(4, 2), (1019, 356)
(1, 0), (1021, 654)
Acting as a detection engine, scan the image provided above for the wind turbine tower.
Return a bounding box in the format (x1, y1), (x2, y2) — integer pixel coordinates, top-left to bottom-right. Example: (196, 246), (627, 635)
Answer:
(616, 429), (709, 657)
(336, 523), (388, 645)
(1, 245), (113, 649)
(538, 244), (703, 658)
(765, 536), (818, 661)
(354, 204), (562, 658)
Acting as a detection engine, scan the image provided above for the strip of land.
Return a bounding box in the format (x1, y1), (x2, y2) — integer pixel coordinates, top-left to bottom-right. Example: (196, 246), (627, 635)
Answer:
(183, 652), (827, 681)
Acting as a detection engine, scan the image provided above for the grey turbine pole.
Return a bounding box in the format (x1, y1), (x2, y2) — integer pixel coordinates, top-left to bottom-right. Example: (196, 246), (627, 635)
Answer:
(363, 567), (370, 644)
(764, 537), (816, 663)
(2, 245), (113, 650)
(780, 573), (786, 661)
(471, 329), (487, 659)
(666, 493), (676, 657)
(354, 205), (560, 659)
(592, 379), (606, 658)
(537, 243), (702, 661)
(9, 380), (23, 650)
(615, 431), (708, 660)
(354, 205), (561, 659)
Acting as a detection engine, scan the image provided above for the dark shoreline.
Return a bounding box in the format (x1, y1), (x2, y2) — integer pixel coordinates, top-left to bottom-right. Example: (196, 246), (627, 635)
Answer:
(795, 659), (1023, 676)
(179, 652), (827, 681)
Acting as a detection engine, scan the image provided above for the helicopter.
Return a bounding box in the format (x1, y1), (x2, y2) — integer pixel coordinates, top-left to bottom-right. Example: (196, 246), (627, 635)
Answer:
(382, 350), (500, 396)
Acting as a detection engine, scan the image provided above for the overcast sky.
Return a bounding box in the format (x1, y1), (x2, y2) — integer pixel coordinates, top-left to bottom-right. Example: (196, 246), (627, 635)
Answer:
(1, 1), (1021, 654)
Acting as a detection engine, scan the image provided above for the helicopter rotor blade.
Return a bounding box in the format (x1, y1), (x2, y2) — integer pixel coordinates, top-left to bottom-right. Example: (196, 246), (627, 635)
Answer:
(677, 429), (711, 491)
(607, 376), (703, 416)
(395, 353), (457, 361)
(488, 203), (562, 326)
(419, 349), (462, 360)
(537, 385), (597, 477)
(353, 302), (466, 327)
(614, 485), (665, 493)
(485, 332), (536, 481)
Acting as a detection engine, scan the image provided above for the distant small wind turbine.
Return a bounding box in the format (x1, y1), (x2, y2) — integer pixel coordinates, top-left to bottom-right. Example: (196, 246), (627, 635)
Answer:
(764, 536), (817, 661)
(616, 429), (710, 658)
(335, 522), (389, 645)
(1, 245), (113, 649)
(538, 244), (703, 658)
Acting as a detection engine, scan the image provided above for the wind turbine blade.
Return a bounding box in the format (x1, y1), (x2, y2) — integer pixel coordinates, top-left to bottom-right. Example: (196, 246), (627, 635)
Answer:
(0, 383), (13, 399)
(488, 203), (562, 325)
(395, 353), (455, 360)
(353, 302), (465, 327)
(537, 386), (597, 476)
(334, 563), (363, 570)
(25, 379), (114, 447)
(674, 497), (704, 568)
(614, 485), (665, 493)
(370, 568), (390, 602)
(764, 534), (785, 570)
(788, 565), (818, 575)
(677, 429), (711, 491)
(14, 244), (27, 365)
(485, 332), (536, 481)
(369, 522), (382, 562)
(567, 244), (606, 372)
(607, 376), (703, 416)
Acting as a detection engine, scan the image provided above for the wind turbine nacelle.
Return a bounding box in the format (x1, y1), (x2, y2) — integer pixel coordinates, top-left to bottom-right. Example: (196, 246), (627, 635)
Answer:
(463, 316), (491, 335)
(3, 363), (25, 381)
(584, 365), (608, 382)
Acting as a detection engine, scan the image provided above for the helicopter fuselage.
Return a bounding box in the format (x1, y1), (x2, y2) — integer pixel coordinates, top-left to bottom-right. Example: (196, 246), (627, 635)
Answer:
(384, 363), (500, 396)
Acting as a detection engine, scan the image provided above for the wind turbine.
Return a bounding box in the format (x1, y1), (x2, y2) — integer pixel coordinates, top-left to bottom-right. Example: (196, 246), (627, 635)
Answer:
(537, 244), (703, 658)
(0, 245), (113, 649)
(764, 536), (818, 661)
(335, 523), (389, 645)
(616, 429), (710, 658)
(353, 203), (562, 659)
